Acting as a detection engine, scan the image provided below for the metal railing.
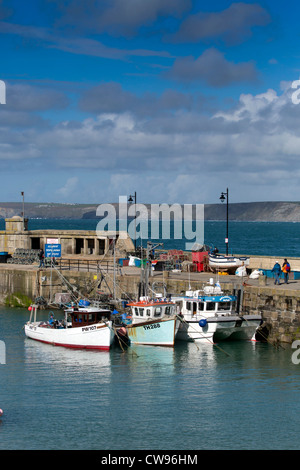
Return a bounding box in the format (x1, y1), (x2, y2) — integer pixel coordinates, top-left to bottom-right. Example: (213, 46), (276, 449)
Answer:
(56, 258), (118, 274)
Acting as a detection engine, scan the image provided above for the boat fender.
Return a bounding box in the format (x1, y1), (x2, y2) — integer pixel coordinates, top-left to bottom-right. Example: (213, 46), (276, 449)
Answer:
(199, 319), (207, 327)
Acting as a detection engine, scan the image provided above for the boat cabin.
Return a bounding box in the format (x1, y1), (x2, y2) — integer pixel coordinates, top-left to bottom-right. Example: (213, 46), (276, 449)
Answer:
(174, 292), (237, 320)
(70, 309), (111, 327)
(128, 299), (176, 324)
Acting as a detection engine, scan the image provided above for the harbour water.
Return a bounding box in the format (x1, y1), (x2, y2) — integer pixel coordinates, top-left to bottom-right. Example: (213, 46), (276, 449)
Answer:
(1, 218), (299, 257)
(1, 219), (300, 450)
(1, 307), (300, 450)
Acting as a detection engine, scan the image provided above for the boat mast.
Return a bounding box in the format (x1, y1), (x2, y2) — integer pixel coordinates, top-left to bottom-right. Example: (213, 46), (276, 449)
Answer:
(113, 237), (116, 300)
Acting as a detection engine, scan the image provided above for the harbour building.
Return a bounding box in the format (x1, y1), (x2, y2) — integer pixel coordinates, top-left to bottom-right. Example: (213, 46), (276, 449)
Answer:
(0, 216), (134, 258)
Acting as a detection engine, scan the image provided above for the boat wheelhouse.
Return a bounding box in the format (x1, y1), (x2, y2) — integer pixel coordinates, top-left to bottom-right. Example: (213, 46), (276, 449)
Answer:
(125, 297), (180, 347)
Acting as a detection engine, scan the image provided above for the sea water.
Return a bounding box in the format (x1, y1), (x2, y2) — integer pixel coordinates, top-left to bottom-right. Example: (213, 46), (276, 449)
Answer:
(1, 307), (300, 450)
(0, 218), (298, 257)
(0, 219), (300, 450)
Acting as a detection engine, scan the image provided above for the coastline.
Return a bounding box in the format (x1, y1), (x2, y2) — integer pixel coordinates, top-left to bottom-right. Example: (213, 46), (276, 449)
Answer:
(1, 200), (300, 222)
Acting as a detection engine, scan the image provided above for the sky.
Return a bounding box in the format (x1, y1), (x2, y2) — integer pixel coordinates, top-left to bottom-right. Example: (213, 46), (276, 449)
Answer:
(1, 0), (300, 205)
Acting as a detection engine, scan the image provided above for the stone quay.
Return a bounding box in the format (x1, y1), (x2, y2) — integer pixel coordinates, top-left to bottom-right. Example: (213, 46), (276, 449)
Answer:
(0, 256), (299, 344)
(0, 215), (300, 344)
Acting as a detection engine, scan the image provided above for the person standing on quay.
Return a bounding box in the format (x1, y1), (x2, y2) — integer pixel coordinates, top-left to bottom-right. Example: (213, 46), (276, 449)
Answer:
(282, 258), (291, 284)
(38, 249), (45, 268)
(271, 260), (281, 285)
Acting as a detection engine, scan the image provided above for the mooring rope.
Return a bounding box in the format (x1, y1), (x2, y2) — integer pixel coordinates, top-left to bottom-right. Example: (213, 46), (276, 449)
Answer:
(176, 314), (231, 357)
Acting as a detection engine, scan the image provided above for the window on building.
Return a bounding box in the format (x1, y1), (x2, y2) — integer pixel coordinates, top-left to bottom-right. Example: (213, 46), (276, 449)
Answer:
(75, 238), (84, 254)
(31, 238), (40, 249)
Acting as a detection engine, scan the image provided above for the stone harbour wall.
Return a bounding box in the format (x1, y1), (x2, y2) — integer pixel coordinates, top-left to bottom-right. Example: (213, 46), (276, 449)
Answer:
(242, 285), (300, 343)
(0, 267), (97, 308)
(1, 264), (300, 344)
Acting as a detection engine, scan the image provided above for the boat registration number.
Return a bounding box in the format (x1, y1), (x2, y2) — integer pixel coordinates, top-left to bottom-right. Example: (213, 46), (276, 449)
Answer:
(82, 325), (97, 332)
(143, 324), (160, 331)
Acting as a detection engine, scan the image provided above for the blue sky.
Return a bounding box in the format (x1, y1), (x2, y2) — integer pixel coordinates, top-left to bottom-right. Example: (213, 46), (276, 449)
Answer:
(1, 0), (300, 205)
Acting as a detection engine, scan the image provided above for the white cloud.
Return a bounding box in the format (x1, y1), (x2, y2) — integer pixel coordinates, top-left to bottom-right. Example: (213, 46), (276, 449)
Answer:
(2, 80), (300, 204)
(56, 177), (79, 198)
(214, 89), (278, 122)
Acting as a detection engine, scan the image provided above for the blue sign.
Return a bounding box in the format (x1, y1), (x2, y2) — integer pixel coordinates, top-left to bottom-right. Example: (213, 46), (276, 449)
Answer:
(45, 244), (61, 258)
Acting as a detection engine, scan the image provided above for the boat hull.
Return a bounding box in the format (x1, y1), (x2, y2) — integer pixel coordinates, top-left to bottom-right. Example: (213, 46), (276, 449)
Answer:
(210, 315), (261, 342)
(127, 316), (180, 347)
(209, 254), (249, 270)
(177, 320), (217, 343)
(177, 315), (261, 343)
(24, 321), (115, 350)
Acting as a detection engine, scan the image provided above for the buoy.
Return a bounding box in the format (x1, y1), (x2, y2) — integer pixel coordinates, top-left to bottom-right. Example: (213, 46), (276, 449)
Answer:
(199, 319), (207, 327)
(28, 306), (32, 311)
(0, 409), (3, 417)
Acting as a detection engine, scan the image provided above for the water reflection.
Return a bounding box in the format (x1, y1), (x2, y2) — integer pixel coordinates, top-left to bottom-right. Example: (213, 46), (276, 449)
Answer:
(24, 338), (112, 378)
(3, 307), (300, 450)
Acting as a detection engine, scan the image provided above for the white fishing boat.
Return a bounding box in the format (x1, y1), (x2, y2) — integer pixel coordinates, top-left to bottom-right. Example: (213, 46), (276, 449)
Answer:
(172, 280), (261, 343)
(209, 253), (250, 271)
(24, 303), (115, 351)
(124, 296), (180, 347)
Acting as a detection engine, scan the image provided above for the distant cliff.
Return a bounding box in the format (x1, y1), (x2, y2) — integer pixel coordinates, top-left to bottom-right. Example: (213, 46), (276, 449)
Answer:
(0, 201), (300, 222)
(205, 201), (300, 222)
(0, 202), (98, 220)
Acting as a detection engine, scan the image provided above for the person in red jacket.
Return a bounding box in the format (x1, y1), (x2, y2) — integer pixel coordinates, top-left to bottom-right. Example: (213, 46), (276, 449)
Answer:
(282, 259), (291, 284)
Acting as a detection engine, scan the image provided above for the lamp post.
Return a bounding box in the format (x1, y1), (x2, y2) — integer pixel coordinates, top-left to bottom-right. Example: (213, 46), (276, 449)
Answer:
(21, 191), (25, 231)
(128, 192), (137, 253)
(220, 188), (229, 255)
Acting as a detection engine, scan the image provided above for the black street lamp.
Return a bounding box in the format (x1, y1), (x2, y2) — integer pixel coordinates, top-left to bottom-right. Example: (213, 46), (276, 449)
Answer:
(128, 192), (137, 252)
(21, 191), (25, 231)
(220, 188), (229, 255)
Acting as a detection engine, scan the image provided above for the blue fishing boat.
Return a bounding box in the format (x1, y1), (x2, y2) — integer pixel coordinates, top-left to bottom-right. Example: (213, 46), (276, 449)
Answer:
(125, 298), (180, 347)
